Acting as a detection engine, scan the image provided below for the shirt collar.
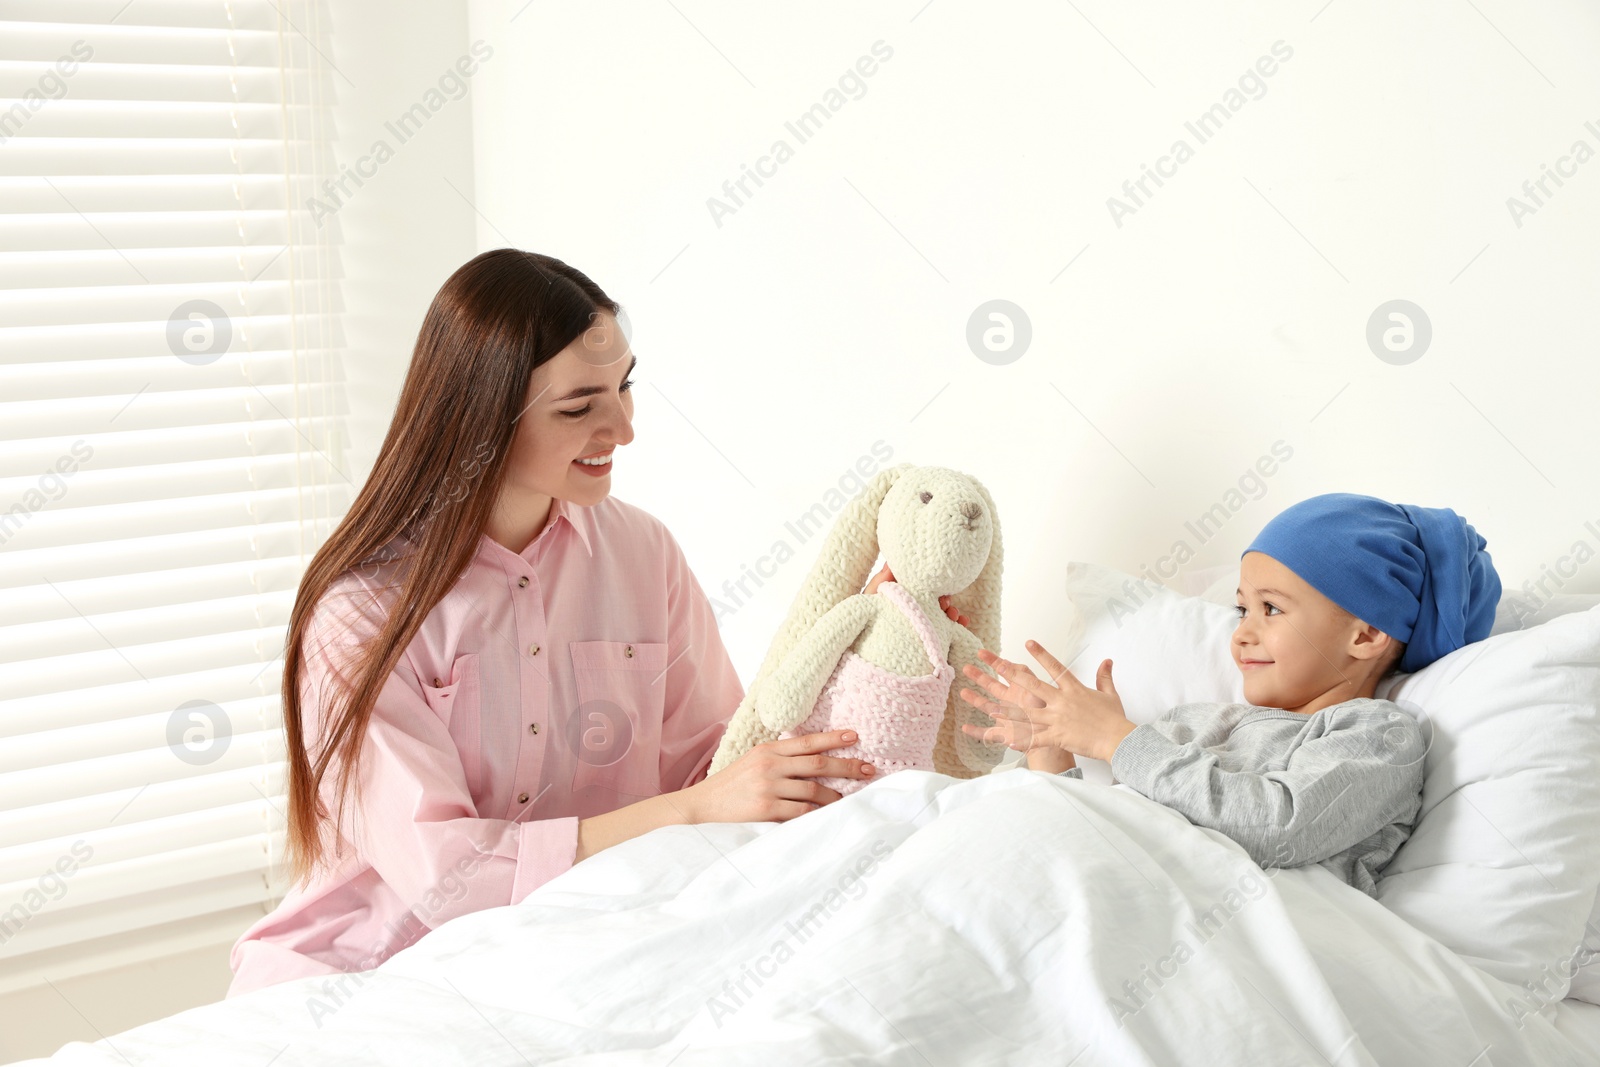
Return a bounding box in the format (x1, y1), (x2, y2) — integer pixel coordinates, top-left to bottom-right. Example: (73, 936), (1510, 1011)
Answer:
(524, 492), (595, 559)
(547, 496), (595, 558)
(475, 496), (596, 567)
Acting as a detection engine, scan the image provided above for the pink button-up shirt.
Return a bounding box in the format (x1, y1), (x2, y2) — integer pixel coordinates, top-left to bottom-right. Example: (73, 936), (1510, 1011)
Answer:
(228, 495), (742, 996)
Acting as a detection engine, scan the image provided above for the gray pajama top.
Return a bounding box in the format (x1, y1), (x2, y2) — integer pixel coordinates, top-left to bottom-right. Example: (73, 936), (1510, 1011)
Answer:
(1057, 697), (1426, 897)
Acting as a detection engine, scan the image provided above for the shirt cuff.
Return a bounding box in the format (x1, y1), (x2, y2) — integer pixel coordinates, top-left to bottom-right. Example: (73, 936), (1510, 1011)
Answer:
(1056, 766), (1084, 779)
(509, 815), (581, 904)
(1108, 724), (1183, 795)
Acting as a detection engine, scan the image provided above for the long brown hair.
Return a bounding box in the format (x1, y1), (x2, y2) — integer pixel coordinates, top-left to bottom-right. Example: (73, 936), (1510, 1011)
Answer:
(281, 248), (620, 882)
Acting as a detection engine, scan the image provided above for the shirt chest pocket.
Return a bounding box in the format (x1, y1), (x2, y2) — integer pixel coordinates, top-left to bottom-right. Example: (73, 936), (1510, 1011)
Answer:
(421, 653), (486, 804)
(568, 640), (668, 801)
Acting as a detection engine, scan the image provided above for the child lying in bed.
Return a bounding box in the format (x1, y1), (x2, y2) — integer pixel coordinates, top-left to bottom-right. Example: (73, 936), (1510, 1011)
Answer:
(956, 492), (1502, 898)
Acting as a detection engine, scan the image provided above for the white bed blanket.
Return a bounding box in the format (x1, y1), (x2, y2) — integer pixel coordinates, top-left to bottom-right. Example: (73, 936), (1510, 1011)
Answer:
(25, 769), (1596, 1066)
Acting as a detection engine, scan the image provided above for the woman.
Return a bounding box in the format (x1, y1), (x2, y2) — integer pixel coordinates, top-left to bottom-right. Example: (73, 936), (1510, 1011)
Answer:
(228, 249), (881, 995)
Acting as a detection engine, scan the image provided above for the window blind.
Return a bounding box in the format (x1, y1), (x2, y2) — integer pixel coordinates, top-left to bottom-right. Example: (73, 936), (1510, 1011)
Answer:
(0, 0), (348, 993)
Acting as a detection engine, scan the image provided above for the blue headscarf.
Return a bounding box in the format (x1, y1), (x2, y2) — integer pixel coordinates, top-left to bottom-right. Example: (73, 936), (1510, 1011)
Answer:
(1241, 492), (1501, 675)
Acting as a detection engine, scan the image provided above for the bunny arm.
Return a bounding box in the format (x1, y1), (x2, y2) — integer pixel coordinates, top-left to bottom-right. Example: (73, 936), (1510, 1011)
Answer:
(935, 623), (1010, 776)
(756, 594), (880, 734)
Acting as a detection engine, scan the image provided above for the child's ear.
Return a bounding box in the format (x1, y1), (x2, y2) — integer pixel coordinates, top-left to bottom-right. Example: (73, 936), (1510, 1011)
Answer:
(1350, 622), (1394, 662)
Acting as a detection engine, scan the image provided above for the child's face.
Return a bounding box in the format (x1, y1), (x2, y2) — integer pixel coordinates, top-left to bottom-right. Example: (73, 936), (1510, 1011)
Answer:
(1233, 551), (1392, 714)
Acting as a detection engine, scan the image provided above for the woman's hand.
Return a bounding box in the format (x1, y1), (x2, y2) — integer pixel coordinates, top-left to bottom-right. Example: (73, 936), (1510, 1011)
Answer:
(864, 563), (969, 627)
(956, 642), (1137, 763)
(680, 730), (875, 823)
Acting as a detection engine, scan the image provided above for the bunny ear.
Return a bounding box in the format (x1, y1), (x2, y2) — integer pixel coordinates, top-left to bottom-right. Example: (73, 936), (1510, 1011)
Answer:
(948, 476), (1002, 654)
(707, 463), (910, 775)
(760, 463), (910, 682)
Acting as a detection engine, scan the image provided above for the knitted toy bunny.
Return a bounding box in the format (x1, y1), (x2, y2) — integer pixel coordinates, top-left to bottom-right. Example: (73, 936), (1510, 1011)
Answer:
(707, 463), (1008, 792)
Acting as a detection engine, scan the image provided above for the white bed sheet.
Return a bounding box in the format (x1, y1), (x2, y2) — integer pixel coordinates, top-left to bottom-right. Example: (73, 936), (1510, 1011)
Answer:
(1553, 998), (1600, 1056)
(21, 769), (1598, 1065)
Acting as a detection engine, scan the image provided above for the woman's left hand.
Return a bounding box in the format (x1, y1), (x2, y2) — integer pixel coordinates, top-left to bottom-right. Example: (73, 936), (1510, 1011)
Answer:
(957, 641), (1136, 763)
(863, 563), (969, 627)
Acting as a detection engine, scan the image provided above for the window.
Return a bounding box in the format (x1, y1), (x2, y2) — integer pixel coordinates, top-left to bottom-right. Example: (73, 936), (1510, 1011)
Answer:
(0, 0), (347, 991)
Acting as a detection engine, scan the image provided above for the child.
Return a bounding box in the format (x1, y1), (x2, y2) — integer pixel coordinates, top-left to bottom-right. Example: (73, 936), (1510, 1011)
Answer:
(957, 492), (1502, 898)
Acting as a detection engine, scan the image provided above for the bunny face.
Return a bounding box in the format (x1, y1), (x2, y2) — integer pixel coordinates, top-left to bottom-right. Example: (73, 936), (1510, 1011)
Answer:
(876, 466), (994, 600)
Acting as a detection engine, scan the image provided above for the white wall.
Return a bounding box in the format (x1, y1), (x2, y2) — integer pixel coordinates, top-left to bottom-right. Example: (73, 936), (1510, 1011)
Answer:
(0, 1), (479, 1060)
(328, 7), (484, 485)
(466, 0), (1600, 683)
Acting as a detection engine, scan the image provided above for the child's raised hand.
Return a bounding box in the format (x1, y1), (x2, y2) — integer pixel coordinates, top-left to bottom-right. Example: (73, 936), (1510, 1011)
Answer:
(957, 641), (1137, 763)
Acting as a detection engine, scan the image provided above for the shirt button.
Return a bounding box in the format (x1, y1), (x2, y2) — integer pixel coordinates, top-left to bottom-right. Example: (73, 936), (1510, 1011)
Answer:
(432, 677), (442, 688)
(624, 644), (633, 658)
(529, 723), (539, 735)
(517, 792), (530, 804)
(529, 644), (540, 656)
(518, 576), (529, 588)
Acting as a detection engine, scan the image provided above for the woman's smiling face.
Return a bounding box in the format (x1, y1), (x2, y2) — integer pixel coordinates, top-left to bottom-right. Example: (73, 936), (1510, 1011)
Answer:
(1232, 550), (1395, 714)
(503, 310), (636, 507)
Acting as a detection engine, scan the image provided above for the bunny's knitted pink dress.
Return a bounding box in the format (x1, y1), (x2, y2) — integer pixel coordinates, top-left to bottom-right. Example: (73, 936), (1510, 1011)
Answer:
(778, 581), (957, 796)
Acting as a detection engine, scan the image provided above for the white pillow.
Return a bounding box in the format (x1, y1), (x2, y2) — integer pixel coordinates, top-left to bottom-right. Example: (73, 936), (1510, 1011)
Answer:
(1051, 561), (1600, 1004)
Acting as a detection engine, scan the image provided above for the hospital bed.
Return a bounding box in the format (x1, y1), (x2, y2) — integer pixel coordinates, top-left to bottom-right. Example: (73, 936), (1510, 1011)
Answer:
(17, 572), (1600, 1066)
